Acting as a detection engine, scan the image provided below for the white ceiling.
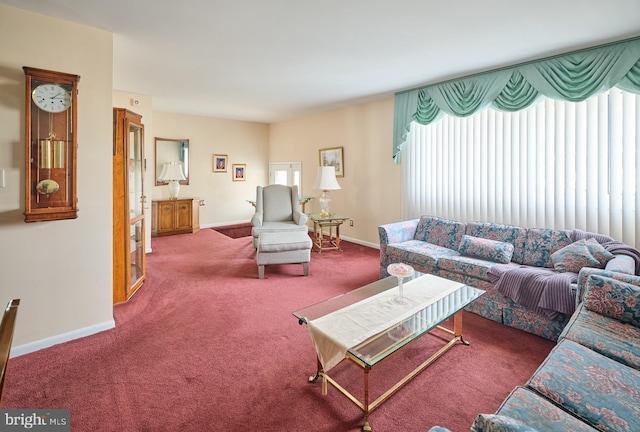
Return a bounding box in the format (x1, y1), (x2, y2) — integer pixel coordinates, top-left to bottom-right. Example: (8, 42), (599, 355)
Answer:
(4, 0), (640, 123)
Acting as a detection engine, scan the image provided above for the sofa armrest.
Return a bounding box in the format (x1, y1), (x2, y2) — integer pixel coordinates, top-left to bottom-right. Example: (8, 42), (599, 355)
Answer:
(604, 254), (635, 274)
(378, 219), (419, 246)
(378, 220), (419, 278)
(583, 273), (640, 326)
(576, 267), (640, 304)
(251, 211), (263, 227)
(293, 211), (308, 226)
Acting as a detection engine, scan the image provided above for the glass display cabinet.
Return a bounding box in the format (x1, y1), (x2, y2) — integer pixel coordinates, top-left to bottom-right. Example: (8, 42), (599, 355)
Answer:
(113, 108), (145, 303)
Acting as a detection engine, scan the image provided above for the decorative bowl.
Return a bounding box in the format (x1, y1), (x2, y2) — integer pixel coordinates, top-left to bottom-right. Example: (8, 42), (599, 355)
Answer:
(387, 263), (415, 279)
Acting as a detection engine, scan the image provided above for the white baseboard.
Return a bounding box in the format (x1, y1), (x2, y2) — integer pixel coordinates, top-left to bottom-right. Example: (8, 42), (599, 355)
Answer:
(10, 319), (115, 358)
(339, 235), (379, 249)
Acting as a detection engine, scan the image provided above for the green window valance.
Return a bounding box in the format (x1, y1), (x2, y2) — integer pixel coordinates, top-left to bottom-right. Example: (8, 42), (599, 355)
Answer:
(393, 37), (640, 161)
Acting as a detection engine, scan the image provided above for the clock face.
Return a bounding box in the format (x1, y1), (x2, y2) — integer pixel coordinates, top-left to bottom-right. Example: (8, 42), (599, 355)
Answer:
(32, 83), (72, 113)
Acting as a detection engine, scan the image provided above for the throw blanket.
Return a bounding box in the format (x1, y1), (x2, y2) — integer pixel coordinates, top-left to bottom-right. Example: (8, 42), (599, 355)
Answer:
(487, 265), (577, 320)
(568, 228), (613, 244)
(488, 230), (640, 319)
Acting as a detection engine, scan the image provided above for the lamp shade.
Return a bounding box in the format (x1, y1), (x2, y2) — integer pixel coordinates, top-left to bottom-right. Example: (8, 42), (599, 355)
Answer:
(158, 162), (186, 182)
(314, 166), (341, 191)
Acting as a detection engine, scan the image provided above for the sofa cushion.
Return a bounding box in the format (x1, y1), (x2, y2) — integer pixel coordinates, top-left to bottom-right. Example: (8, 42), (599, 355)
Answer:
(471, 413), (539, 432)
(414, 215), (466, 250)
(458, 235), (515, 264)
(583, 274), (640, 326)
(550, 241), (601, 273)
(257, 231), (312, 253)
(438, 256), (518, 282)
(523, 228), (573, 268)
(583, 237), (616, 266)
(465, 221), (528, 264)
(251, 222), (308, 238)
(560, 305), (640, 370)
(493, 386), (598, 432)
(385, 240), (459, 274)
(575, 268), (640, 303)
(527, 339), (640, 432)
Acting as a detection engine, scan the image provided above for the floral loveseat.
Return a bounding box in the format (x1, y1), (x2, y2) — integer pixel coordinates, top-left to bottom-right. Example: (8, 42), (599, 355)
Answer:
(430, 270), (640, 432)
(379, 215), (639, 340)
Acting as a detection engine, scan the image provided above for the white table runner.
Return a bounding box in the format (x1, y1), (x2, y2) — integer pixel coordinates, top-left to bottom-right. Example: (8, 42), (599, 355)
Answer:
(306, 274), (464, 371)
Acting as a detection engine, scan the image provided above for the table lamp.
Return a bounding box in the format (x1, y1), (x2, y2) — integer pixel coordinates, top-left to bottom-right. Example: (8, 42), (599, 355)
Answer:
(159, 162), (187, 199)
(314, 166), (341, 217)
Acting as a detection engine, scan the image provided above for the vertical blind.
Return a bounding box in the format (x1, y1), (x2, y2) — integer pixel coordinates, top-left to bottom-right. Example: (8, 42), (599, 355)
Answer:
(402, 88), (640, 248)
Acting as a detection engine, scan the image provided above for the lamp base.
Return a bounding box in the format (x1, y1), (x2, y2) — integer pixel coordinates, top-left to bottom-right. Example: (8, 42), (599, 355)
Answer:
(319, 190), (332, 218)
(168, 180), (180, 199)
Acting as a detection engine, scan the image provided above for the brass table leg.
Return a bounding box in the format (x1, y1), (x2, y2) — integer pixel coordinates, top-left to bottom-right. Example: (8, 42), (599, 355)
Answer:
(313, 221), (323, 253)
(306, 312), (471, 431)
(363, 366), (371, 431)
(308, 357), (323, 383)
(454, 312), (469, 345)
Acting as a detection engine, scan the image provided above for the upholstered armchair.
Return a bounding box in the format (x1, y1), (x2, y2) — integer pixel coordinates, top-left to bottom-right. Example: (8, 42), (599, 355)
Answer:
(251, 185), (309, 248)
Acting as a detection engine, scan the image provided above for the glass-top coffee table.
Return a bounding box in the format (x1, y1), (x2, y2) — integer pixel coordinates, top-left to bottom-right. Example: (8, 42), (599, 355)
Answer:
(293, 272), (484, 431)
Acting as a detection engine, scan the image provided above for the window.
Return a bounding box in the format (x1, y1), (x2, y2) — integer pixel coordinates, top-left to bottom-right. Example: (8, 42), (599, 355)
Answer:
(402, 88), (640, 248)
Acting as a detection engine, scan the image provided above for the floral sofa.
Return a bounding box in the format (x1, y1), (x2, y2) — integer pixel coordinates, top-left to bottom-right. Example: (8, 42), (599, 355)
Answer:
(379, 215), (638, 340)
(430, 270), (640, 432)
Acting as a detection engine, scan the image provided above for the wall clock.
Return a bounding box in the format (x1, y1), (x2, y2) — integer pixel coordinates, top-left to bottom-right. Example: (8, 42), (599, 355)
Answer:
(23, 67), (80, 222)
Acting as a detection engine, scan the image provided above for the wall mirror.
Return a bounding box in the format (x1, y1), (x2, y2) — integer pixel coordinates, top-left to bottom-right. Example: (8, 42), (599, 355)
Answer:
(155, 137), (189, 185)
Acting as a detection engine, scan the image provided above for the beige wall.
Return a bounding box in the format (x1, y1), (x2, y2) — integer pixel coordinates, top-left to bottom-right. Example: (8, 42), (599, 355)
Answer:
(110, 94), (270, 250)
(0, 5), (401, 354)
(0, 5), (115, 351)
(147, 111), (269, 227)
(269, 98), (402, 246)
(150, 111), (269, 227)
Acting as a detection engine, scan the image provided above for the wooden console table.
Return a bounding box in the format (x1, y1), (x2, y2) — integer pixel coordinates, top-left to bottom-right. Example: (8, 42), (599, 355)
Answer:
(151, 198), (200, 237)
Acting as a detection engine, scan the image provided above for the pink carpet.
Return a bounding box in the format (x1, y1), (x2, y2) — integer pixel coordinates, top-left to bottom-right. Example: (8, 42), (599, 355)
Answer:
(3, 230), (554, 431)
(211, 223), (252, 239)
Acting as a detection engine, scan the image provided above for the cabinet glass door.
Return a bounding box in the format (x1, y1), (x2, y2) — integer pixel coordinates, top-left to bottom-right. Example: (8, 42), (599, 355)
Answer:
(129, 220), (144, 292)
(128, 121), (145, 295)
(129, 124), (144, 219)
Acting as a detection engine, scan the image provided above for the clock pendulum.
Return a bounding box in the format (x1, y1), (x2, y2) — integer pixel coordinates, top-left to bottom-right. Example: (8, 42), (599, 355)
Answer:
(36, 131), (62, 196)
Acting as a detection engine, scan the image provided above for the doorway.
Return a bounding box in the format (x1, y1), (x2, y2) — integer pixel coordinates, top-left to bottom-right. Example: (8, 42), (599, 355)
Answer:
(269, 162), (302, 194)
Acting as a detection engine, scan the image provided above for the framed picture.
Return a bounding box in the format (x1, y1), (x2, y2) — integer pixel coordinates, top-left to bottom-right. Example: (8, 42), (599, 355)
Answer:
(213, 154), (228, 173)
(319, 146), (344, 177)
(232, 164), (246, 181)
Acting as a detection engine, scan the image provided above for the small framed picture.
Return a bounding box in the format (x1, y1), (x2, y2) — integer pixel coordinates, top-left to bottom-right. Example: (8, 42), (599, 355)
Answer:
(319, 146), (344, 177)
(213, 154), (228, 173)
(232, 164), (246, 181)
